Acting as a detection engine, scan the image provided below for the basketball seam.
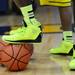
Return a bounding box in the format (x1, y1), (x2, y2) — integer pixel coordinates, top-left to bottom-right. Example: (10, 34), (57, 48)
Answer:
(17, 53), (31, 66)
(0, 42), (7, 46)
(16, 45), (32, 70)
(17, 52), (31, 70)
(16, 52), (31, 71)
(17, 60), (28, 71)
(1, 45), (14, 62)
(2, 44), (32, 71)
(9, 45), (27, 70)
(17, 60), (20, 71)
(0, 42), (7, 50)
(1, 51), (13, 62)
(24, 45), (30, 52)
(24, 45), (32, 54)
(19, 53), (31, 60)
(9, 45), (23, 70)
(2, 50), (30, 64)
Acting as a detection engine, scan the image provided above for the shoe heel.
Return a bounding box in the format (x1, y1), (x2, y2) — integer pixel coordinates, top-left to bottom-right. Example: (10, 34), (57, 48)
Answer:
(53, 48), (73, 56)
(66, 45), (75, 56)
(73, 45), (75, 57)
(21, 33), (42, 43)
(68, 48), (73, 56)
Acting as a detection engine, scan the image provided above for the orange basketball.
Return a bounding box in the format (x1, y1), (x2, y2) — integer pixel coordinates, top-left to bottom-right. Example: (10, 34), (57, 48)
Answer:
(0, 41), (33, 71)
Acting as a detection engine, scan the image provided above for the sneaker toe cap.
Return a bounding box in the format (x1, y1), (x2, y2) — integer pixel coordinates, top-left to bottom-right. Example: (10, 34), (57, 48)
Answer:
(69, 59), (75, 69)
(49, 48), (58, 53)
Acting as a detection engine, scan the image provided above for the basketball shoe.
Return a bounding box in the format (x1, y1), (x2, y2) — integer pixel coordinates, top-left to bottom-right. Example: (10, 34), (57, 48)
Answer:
(69, 45), (75, 69)
(49, 31), (73, 55)
(2, 25), (41, 43)
(49, 41), (73, 55)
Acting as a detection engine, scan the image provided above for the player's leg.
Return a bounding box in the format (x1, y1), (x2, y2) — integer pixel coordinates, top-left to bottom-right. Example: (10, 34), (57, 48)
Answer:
(2, 0), (41, 42)
(10, 0), (41, 34)
(49, 6), (73, 55)
(9, 0), (32, 35)
(13, 0), (41, 27)
(69, 1), (75, 70)
(48, 0), (73, 55)
(48, 0), (75, 70)
(59, 7), (72, 31)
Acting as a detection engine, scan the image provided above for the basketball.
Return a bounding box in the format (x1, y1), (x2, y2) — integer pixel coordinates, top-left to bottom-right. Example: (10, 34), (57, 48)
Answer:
(0, 41), (33, 71)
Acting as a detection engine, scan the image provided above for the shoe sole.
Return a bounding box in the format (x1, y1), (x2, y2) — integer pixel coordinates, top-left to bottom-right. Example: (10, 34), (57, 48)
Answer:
(3, 33), (42, 44)
(51, 48), (73, 56)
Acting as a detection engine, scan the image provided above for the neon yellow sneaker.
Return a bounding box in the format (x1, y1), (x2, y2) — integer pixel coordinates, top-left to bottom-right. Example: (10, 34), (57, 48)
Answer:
(9, 26), (26, 35)
(49, 41), (73, 55)
(2, 25), (41, 43)
(69, 58), (75, 70)
(69, 45), (75, 70)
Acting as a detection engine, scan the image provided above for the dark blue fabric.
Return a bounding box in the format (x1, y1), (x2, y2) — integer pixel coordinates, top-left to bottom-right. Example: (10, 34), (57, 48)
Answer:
(0, 0), (8, 12)
(0, 26), (10, 35)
